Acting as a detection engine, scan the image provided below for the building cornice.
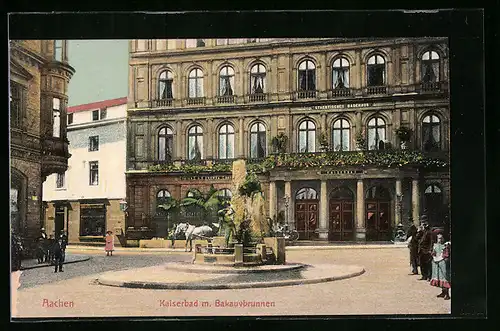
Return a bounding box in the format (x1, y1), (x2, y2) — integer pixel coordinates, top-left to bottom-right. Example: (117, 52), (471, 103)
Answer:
(10, 43), (46, 68)
(68, 117), (126, 131)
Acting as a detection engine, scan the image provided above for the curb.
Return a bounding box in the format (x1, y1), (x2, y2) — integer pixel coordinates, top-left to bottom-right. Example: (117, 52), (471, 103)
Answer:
(163, 262), (307, 274)
(97, 266), (365, 290)
(20, 256), (91, 270)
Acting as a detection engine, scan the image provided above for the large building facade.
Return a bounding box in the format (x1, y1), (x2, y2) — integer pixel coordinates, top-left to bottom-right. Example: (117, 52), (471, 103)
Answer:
(126, 38), (450, 242)
(10, 40), (74, 247)
(42, 97), (127, 245)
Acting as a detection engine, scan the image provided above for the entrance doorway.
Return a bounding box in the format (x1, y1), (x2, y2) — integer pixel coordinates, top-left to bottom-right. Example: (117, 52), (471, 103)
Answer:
(55, 205), (65, 237)
(295, 188), (319, 240)
(365, 185), (391, 241)
(329, 187), (354, 241)
(424, 184), (443, 227)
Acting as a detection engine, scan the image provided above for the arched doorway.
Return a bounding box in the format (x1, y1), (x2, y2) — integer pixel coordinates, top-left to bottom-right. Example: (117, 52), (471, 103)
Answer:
(10, 169), (26, 235)
(424, 184), (443, 227)
(329, 187), (354, 241)
(295, 187), (319, 240)
(365, 185), (392, 241)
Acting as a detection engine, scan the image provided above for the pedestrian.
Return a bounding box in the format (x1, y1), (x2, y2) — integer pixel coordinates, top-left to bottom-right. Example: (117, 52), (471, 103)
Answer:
(105, 230), (114, 256)
(430, 233), (451, 300)
(418, 219), (433, 281)
(39, 228), (49, 262)
(406, 223), (419, 275)
(53, 237), (65, 273)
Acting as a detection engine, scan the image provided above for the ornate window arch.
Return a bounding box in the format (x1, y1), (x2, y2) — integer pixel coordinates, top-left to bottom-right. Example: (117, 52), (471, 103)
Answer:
(158, 70), (174, 100)
(367, 116), (387, 150)
(217, 188), (233, 202)
(422, 114), (441, 152)
(219, 66), (235, 96)
(158, 126), (173, 161)
(249, 122), (267, 159)
(367, 54), (386, 86)
(250, 63), (266, 94)
(330, 187), (354, 199)
(332, 118), (350, 151)
(218, 123), (235, 159)
(332, 57), (350, 89)
(187, 125), (204, 160)
(298, 59), (316, 91)
(421, 50), (440, 83)
(188, 68), (204, 98)
(296, 187), (318, 200)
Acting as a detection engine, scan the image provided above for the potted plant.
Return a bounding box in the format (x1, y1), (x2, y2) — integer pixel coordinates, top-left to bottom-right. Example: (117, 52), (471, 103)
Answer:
(355, 129), (366, 151)
(271, 132), (288, 154)
(319, 130), (329, 152)
(395, 127), (412, 150)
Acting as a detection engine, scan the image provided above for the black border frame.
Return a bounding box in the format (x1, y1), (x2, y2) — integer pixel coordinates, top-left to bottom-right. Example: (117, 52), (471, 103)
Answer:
(5, 7), (492, 328)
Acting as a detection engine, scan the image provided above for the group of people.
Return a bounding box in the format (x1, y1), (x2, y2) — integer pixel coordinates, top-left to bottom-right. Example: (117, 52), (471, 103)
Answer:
(37, 228), (67, 273)
(406, 216), (451, 300)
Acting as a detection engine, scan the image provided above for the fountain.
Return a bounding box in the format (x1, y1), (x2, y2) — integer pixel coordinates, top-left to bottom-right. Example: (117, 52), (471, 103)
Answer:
(191, 159), (286, 266)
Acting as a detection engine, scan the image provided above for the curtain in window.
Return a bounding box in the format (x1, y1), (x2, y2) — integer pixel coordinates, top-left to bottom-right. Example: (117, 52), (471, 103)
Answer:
(299, 71), (306, 91)
(307, 130), (316, 152)
(257, 132), (266, 157)
(165, 80), (173, 98)
(368, 66), (385, 86)
(166, 136), (173, 160)
(251, 75), (265, 94)
(159, 81), (167, 99)
(422, 62), (439, 83)
(188, 78), (197, 98)
(159, 136), (166, 161)
(53, 111), (60, 138)
(368, 127), (385, 150)
(307, 70), (316, 90)
(189, 135), (203, 160)
(220, 76), (233, 96)
(333, 68), (349, 88)
(219, 133), (226, 159)
(196, 78), (203, 97)
(299, 130), (307, 152)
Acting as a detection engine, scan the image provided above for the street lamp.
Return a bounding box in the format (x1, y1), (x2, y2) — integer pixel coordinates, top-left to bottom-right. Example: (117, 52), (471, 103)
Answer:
(396, 193), (404, 241)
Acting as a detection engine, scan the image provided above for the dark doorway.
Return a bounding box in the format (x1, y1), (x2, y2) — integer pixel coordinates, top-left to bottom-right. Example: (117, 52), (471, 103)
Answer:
(55, 205), (65, 237)
(365, 186), (392, 241)
(295, 188), (319, 240)
(329, 187), (354, 241)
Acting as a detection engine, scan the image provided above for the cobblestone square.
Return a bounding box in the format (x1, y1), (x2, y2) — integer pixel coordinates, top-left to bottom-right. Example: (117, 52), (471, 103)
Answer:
(12, 247), (451, 318)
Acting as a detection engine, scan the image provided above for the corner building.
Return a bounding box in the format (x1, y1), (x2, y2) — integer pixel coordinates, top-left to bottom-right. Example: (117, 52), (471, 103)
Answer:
(10, 40), (74, 246)
(126, 38), (450, 242)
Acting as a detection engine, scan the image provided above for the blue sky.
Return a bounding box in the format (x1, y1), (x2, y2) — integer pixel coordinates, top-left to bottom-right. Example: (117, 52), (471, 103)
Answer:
(67, 40), (129, 106)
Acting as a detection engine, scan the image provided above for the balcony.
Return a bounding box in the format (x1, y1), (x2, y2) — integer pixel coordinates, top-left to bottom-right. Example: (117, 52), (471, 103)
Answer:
(421, 82), (441, 92)
(248, 93), (268, 103)
(216, 95), (235, 104)
(366, 86), (388, 95)
(331, 88), (351, 98)
(296, 90), (317, 100)
(41, 137), (70, 178)
(186, 97), (206, 106)
(152, 98), (173, 108)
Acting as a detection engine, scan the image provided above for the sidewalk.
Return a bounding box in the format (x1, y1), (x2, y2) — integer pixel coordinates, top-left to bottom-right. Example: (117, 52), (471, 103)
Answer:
(20, 254), (91, 270)
(66, 242), (407, 253)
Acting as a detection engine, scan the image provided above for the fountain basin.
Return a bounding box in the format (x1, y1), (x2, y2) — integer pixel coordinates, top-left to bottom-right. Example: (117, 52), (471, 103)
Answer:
(165, 261), (307, 274)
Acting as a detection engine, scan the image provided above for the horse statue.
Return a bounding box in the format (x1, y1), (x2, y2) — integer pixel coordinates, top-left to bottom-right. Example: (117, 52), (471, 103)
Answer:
(174, 222), (215, 252)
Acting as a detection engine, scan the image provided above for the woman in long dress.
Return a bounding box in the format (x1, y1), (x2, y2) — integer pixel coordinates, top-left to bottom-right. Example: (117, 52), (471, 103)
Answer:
(105, 230), (114, 256)
(430, 233), (451, 300)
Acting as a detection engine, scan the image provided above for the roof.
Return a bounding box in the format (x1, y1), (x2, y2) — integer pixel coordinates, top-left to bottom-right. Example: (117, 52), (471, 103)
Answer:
(67, 97), (127, 113)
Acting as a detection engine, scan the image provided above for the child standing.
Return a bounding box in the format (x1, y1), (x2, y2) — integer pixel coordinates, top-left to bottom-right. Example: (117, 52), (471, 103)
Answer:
(105, 230), (114, 256)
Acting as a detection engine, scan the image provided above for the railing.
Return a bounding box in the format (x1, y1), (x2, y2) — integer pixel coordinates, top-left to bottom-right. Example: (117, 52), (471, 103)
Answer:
(366, 86), (387, 95)
(296, 90), (317, 99)
(331, 88), (351, 97)
(216, 95), (235, 104)
(212, 158), (236, 165)
(421, 82), (441, 92)
(247, 157), (266, 164)
(248, 93), (267, 102)
(181, 159), (208, 166)
(152, 99), (173, 107)
(186, 97), (206, 105)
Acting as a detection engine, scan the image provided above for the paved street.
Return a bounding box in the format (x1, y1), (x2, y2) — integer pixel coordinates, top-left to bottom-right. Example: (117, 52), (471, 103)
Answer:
(12, 247), (451, 317)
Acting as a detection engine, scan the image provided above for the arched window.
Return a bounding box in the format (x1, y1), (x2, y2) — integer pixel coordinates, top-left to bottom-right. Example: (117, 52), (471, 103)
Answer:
(367, 117), (386, 150)
(250, 122), (266, 159)
(296, 188), (318, 200)
(217, 188), (233, 202)
(421, 51), (440, 83)
(52, 98), (61, 138)
(188, 68), (204, 98)
(332, 57), (350, 89)
(422, 114), (441, 152)
(158, 71), (174, 100)
(157, 189), (171, 204)
(298, 120), (316, 153)
(330, 187), (354, 199)
(250, 64), (266, 94)
(158, 127), (173, 161)
(218, 123), (235, 159)
(332, 119), (350, 151)
(424, 184), (443, 226)
(365, 186), (391, 200)
(188, 125), (203, 160)
(298, 60), (316, 91)
(219, 66), (235, 96)
(367, 55), (386, 86)
(187, 189), (202, 198)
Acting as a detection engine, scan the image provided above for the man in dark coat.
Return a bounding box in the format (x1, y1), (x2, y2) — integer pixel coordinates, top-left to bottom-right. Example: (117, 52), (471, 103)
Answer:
(418, 219), (433, 280)
(53, 238), (65, 273)
(407, 224), (419, 275)
(38, 228), (49, 262)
